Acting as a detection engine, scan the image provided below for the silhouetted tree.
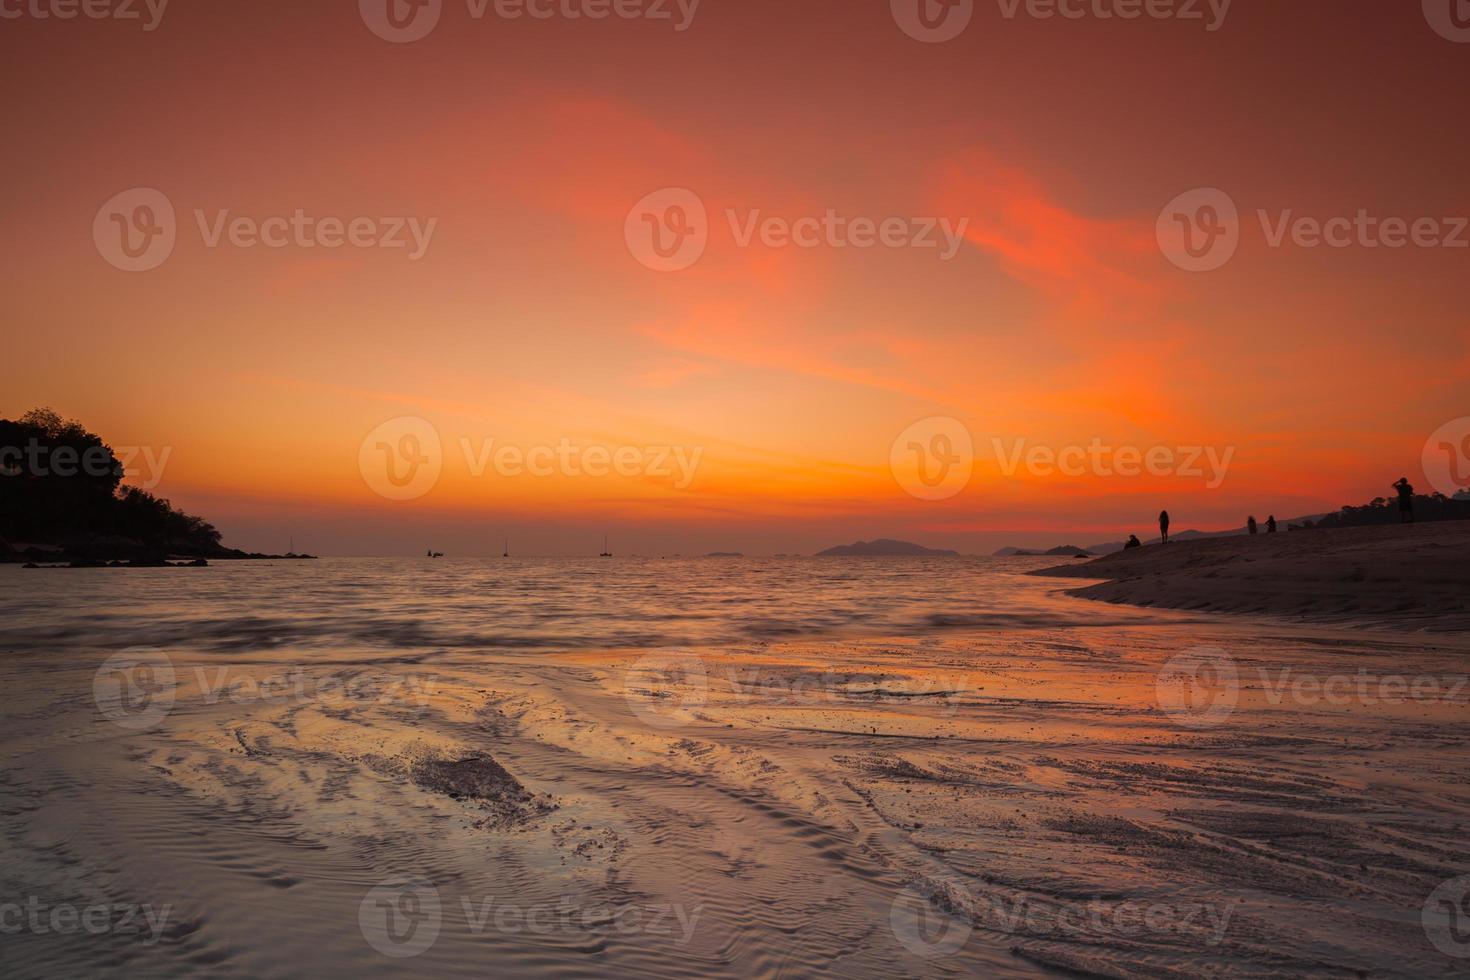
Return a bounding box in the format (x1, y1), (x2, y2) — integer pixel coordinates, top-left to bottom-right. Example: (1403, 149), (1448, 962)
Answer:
(1, 408), (223, 557)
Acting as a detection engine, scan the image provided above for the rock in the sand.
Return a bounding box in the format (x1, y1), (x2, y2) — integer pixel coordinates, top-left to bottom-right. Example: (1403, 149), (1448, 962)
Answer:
(410, 754), (556, 827)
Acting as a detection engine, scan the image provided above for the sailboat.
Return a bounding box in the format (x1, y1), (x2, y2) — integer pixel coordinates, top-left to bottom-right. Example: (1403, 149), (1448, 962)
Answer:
(600, 534), (612, 558)
(503, 538), (509, 558)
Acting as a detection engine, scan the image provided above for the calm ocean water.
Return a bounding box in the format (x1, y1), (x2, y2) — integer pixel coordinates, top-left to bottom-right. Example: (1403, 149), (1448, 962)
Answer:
(0, 556), (1160, 655)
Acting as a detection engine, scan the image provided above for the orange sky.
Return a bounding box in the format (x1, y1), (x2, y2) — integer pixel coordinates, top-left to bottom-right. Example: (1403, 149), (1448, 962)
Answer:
(3, 1), (1467, 555)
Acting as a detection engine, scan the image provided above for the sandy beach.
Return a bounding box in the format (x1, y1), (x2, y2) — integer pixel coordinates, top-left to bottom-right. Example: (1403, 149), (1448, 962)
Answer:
(1034, 522), (1470, 632)
(2, 558), (1468, 978)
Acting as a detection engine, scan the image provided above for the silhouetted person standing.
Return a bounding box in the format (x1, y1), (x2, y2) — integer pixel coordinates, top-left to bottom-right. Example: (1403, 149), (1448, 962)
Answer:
(1159, 510), (1170, 544)
(1266, 515), (1277, 534)
(1247, 516), (1258, 535)
(1393, 478), (1415, 523)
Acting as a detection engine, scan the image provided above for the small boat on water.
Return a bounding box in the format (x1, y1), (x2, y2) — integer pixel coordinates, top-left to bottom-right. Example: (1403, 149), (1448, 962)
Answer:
(427, 549), (444, 558)
(600, 534), (612, 558)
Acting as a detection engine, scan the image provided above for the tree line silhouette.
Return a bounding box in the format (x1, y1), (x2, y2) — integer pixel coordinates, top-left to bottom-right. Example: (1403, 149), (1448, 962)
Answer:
(1, 408), (224, 561)
(1293, 490), (1470, 530)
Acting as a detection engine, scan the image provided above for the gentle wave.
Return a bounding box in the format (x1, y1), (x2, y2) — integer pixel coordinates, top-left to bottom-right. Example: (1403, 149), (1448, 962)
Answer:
(0, 556), (1182, 654)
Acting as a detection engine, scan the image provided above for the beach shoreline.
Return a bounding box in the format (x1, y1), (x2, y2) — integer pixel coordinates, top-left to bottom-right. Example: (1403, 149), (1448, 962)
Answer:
(1032, 521), (1470, 632)
(4, 554), (1469, 977)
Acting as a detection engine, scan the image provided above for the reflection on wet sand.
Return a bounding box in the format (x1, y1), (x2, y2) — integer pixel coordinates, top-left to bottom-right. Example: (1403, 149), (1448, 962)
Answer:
(1, 560), (1467, 978)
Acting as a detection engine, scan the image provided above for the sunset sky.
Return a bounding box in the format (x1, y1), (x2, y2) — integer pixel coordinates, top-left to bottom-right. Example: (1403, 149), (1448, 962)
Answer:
(4, 0), (1468, 555)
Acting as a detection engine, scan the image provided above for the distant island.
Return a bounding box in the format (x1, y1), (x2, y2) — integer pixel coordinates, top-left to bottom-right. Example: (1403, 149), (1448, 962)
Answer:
(704, 551), (745, 558)
(993, 545), (1093, 558)
(816, 539), (959, 557)
(1, 408), (314, 566)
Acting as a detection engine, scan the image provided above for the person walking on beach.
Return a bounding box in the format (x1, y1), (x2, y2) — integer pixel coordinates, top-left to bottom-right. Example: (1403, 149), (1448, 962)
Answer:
(1392, 477), (1415, 523)
(1266, 515), (1277, 534)
(1158, 510), (1171, 544)
(1247, 516), (1258, 535)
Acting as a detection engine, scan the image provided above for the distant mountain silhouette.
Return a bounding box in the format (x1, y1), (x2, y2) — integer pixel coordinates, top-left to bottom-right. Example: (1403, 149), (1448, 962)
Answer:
(993, 545), (1093, 557)
(704, 551), (744, 558)
(817, 539), (959, 557)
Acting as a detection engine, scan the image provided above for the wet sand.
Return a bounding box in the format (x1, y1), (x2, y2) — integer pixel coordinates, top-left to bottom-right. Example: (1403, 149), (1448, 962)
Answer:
(1034, 521), (1470, 632)
(1, 563), (1468, 978)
